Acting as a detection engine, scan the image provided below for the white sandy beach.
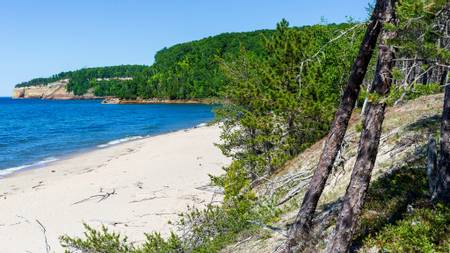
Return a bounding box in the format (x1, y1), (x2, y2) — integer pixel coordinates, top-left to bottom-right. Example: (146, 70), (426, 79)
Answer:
(0, 125), (230, 253)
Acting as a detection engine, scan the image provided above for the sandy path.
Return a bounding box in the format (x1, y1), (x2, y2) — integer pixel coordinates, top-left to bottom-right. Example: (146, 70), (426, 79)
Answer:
(0, 125), (229, 253)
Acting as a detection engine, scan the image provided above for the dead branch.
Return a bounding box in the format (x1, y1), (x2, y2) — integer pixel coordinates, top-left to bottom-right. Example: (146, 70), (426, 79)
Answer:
(232, 236), (253, 248)
(129, 196), (160, 203)
(302, 23), (364, 64)
(394, 63), (437, 106)
(136, 212), (177, 218)
(248, 220), (287, 237)
(296, 23), (365, 86)
(195, 185), (224, 194)
(274, 171), (312, 188)
(276, 180), (310, 206)
(16, 215), (31, 224)
(72, 189), (116, 205)
(36, 219), (51, 253)
(31, 181), (45, 189)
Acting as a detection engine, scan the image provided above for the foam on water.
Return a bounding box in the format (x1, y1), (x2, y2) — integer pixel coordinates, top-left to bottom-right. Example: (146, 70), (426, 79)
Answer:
(0, 157), (59, 177)
(97, 136), (145, 148)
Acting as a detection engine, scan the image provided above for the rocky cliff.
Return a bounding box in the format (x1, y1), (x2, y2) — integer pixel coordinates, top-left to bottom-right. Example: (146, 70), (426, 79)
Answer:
(12, 79), (98, 100)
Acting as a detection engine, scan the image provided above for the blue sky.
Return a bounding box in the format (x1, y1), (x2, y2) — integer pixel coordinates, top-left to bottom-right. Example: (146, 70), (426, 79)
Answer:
(0, 0), (370, 96)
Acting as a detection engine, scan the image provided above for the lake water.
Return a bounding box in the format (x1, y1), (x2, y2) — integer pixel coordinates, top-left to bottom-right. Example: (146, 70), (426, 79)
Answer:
(0, 98), (215, 176)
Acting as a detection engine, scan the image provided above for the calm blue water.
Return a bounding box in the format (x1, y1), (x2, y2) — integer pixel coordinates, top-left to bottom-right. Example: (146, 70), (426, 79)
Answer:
(0, 98), (215, 175)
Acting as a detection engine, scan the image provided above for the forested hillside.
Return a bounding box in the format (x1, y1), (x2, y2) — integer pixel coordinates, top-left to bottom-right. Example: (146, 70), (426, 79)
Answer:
(15, 24), (362, 100)
(145, 31), (272, 99)
(14, 31), (273, 99)
(15, 65), (148, 95)
(92, 30), (274, 99)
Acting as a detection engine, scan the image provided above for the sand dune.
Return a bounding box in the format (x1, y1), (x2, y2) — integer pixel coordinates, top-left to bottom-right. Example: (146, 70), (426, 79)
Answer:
(0, 125), (229, 252)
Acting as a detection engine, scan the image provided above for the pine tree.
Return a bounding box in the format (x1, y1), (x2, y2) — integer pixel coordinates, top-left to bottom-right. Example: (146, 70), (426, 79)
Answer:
(284, 1), (387, 250)
(217, 21), (361, 183)
(327, 1), (398, 251)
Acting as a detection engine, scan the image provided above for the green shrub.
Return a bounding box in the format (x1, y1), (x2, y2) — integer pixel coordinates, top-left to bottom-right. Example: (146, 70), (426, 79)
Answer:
(387, 83), (442, 105)
(359, 165), (429, 238)
(407, 83), (442, 100)
(355, 122), (363, 133)
(61, 225), (185, 253)
(141, 233), (184, 253)
(60, 224), (137, 253)
(61, 201), (277, 253)
(363, 204), (450, 252)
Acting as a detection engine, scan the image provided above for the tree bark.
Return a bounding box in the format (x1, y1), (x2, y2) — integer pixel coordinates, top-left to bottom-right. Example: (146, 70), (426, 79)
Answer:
(327, 102), (387, 253)
(326, 1), (397, 252)
(421, 60), (429, 85)
(427, 137), (438, 200)
(284, 1), (387, 251)
(361, 83), (371, 117)
(440, 67), (448, 87)
(436, 83), (450, 202)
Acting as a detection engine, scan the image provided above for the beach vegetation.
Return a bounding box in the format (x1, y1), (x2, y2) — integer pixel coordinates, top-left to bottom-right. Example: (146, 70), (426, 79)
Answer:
(59, 0), (450, 251)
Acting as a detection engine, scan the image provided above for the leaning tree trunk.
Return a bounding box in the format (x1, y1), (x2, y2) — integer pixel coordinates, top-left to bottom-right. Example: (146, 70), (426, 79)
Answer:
(326, 1), (398, 252)
(284, 1), (387, 251)
(436, 83), (450, 202)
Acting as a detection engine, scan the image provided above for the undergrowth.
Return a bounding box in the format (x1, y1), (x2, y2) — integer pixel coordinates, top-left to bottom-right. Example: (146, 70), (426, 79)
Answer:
(362, 204), (450, 252)
(354, 158), (450, 252)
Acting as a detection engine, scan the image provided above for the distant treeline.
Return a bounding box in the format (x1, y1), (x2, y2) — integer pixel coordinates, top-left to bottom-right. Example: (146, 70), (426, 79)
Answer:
(15, 65), (149, 95)
(16, 25), (362, 100)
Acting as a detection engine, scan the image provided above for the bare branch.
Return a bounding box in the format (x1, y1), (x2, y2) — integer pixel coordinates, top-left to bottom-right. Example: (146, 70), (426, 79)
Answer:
(72, 189), (116, 205)
(36, 219), (51, 253)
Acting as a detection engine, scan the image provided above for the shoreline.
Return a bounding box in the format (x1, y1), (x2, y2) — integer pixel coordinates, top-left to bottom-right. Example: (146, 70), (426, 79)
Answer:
(101, 97), (218, 105)
(0, 122), (211, 179)
(9, 95), (221, 105)
(0, 124), (229, 252)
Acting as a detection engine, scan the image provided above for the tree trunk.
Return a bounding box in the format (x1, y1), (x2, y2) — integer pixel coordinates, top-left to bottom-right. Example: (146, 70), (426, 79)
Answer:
(327, 103), (387, 253)
(435, 3), (450, 202)
(436, 83), (450, 202)
(421, 60), (429, 85)
(326, 1), (397, 252)
(440, 67), (448, 87)
(427, 136), (438, 200)
(284, 1), (387, 251)
(361, 83), (371, 118)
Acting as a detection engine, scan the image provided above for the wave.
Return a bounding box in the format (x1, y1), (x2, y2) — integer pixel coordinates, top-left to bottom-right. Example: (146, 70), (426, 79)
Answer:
(0, 157), (59, 177)
(97, 136), (145, 148)
(196, 123), (208, 128)
(97, 123), (208, 149)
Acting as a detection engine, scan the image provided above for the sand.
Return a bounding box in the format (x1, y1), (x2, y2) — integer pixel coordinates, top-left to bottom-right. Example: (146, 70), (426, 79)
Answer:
(0, 125), (230, 253)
